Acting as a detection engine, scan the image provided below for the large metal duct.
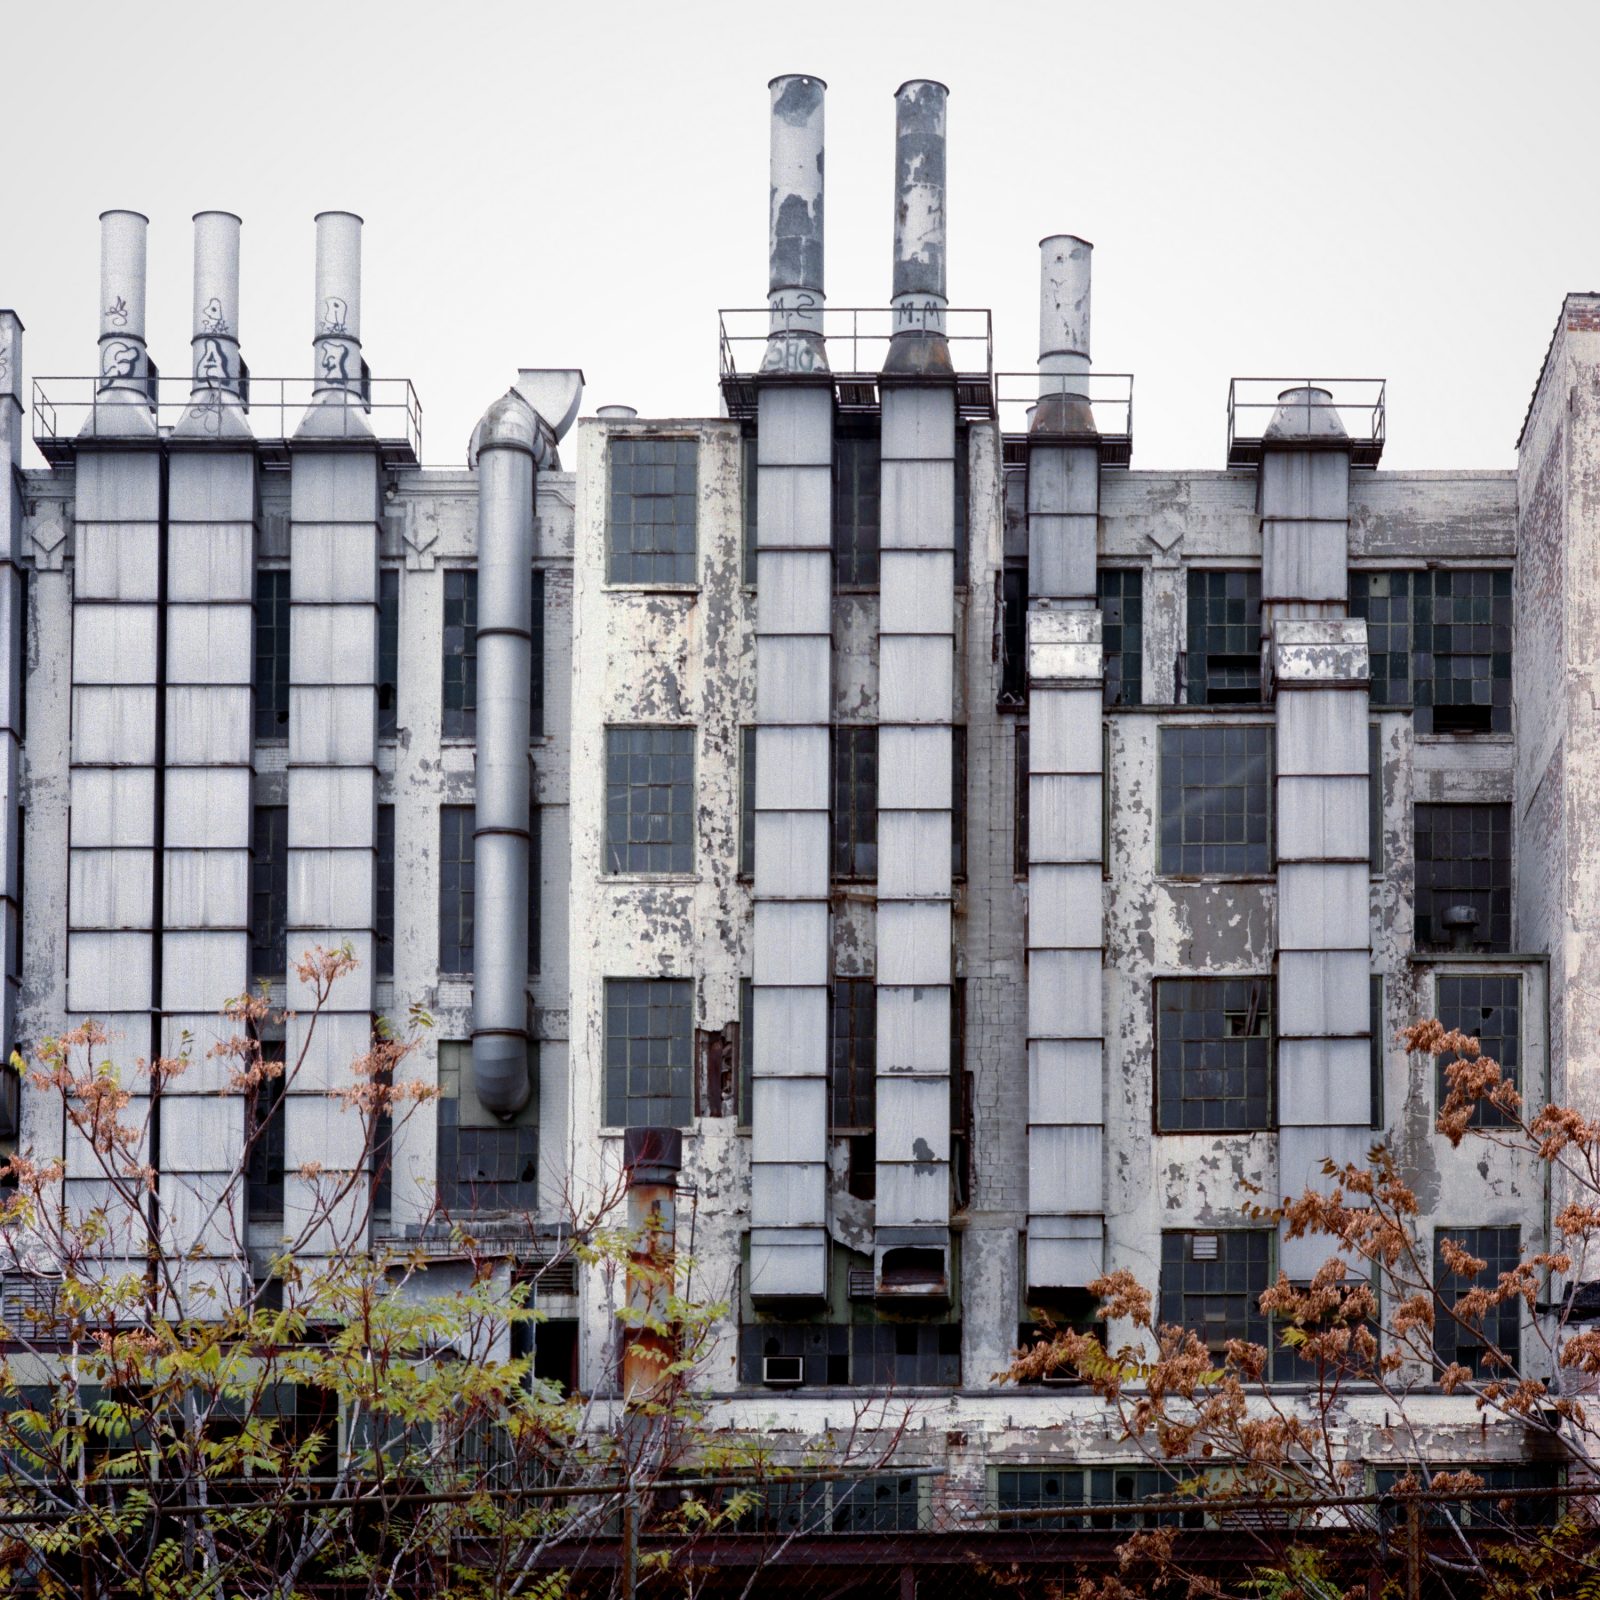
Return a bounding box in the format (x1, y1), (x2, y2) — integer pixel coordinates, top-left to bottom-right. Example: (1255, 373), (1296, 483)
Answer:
(764, 73), (827, 372)
(1032, 234), (1095, 435)
(884, 80), (951, 377)
(298, 210), (367, 440)
(84, 209), (155, 436)
(174, 211), (250, 440)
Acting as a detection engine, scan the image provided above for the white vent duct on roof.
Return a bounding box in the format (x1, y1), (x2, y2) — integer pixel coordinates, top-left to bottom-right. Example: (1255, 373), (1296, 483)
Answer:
(175, 211), (250, 440)
(85, 209), (155, 437)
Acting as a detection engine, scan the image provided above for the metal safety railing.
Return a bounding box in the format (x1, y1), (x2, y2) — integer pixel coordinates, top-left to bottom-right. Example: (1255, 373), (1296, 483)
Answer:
(1226, 376), (1386, 467)
(995, 370), (1135, 465)
(31, 374), (423, 467)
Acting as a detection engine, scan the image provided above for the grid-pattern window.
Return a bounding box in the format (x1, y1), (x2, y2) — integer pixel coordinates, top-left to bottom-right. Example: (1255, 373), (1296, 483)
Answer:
(995, 1468), (1200, 1532)
(832, 727), (878, 878)
(1413, 803), (1512, 952)
(1158, 725), (1272, 875)
(254, 570), (290, 740)
(1014, 725), (1030, 877)
(1000, 566), (1027, 705)
(952, 726), (967, 880)
(246, 1045), (286, 1219)
(436, 1041), (538, 1213)
(604, 978), (693, 1128)
(1156, 978), (1273, 1132)
(1433, 1226), (1521, 1377)
(953, 427), (970, 588)
(608, 437), (698, 584)
(1373, 1465), (1560, 1531)
(250, 806), (288, 980)
(739, 727), (756, 877)
(438, 805), (475, 973)
(530, 568), (545, 740)
(375, 804), (395, 979)
(1371, 975), (1384, 1131)
(738, 977), (753, 1128)
(378, 568), (399, 738)
(736, 1320), (959, 1388)
(1350, 570), (1513, 734)
(1159, 1230), (1271, 1361)
(1369, 722), (1383, 874)
(833, 433), (881, 587)
(1186, 570), (1262, 704)
(442, 569), (477, 739)
(1437, 974), (1521, 1128)
(605, 727), (694, 874)
(1099, 568), (1143, 708)
(741, 432), (758, 586)
(829, 978), (876, 1131)
(834, 1476), (923, 1533)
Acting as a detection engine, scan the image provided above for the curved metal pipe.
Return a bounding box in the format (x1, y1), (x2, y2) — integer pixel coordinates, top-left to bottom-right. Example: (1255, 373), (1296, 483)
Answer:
(469, 390), (539, 1119)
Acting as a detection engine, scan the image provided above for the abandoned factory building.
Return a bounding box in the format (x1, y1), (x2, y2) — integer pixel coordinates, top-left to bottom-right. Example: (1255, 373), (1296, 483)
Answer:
(1, 72), (1594, 1510)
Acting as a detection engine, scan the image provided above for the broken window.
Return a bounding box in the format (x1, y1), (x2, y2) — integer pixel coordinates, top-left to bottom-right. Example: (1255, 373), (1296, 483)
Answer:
(1157, 724), (1272, 876)
(1350, 569), (1512, 734)
(1432, 1225), (1521, 1377)
(952, 725), (967, 880)
(833, 431), (881, 587)
(253, 569), (290, 740)
(995, 1468), (1202, 1532)
(1099, 567), (1143, 707)
(1159, 1230), (1270, 1363)
(1155, 977), (1273, 1132)
(831, 726), (878, 878)
(436, 1040), (538, 1213)
(1372, 1465), (1560, 1530)
(246, 1042), (286, 1219)
(607, 437), (698, 585)
(438, 804), (475, 973)
(738, 978), (754, 1129)
(1185, 570), (1262, 704)
(375, 804), (394, 979)
(604, 977), (693, 1128)
(249, 805), (288, 980)
(1413, 802), (1512, 952)
(442, 568), (477, 739)
(1436, 973), (1521, 1128)
(738, 726), (755, 877)
(378, 567), (399, 738)
(999, 566), (1028, 706)
(829, 978), (876, 1132)
(605, 726), (695, 874)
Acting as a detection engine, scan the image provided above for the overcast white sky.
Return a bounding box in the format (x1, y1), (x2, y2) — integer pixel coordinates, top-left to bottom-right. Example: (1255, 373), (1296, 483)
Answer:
(5, 0), (1590, 472)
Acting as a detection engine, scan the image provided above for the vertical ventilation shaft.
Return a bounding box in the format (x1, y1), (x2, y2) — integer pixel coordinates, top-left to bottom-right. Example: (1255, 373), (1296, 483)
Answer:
(300, 210), (369, 439)
(84, 209), (155, 437)
(883, 79), (951, 377)
(174, 210), (249, 440)
(748, 74), (833, 1302)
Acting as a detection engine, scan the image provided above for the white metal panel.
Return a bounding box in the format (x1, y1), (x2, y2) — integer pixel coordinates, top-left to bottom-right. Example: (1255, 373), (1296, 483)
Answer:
(163, 850), (249, 929)
(1278, 1123), (1373, 1200)
(1028, 774), (1102, 863)
(755, 636), (831, 723)
(880, 460), (955, 549)
(282, 1093), (368, 1171)
(755, 466), (832, 550)
(289, 606), (378, 685)
(753, 901), (829, 986)
(1028, 863), (1104, 949)
(1026, 1222), (1103, 1289)
(165, 606), (253, 686)
(74, 450), (162, 521)
(878, 636), (952, 724)
(1278, 690), (1368, 776)
(70, 769), (157, 847)
(879, 551), (955, 635)
(1027, 949), (1102, 1038)
(165, 524), (254, 604)
(285, 1012), (375, 1090)
(158, 1097), (247, 1174)
(164, 686), (254, 767)
(162, 931), (248, 1010)
(750, 1078), (828, 1163)
(74, 525), (160, 601)
(1025, 446), (1100, 515)
(71, 687), (158, 765)
(756, 387), (833, 467)
(1029, 688), (1103, 776)
(283, 930), (375, 1010)
(1278, 950), (1370, 1037)
(748, 1163), (827, 1228)
(752, 811), (829, 899)
(879, 385), (955, 456)
(289, 523), (380, 604)
(878, 726), (952, 810)
(752, 986), (829, 1077)
(287, 769), (376, 849)
(1277, 776), (1369, 862)
(1278, 1038), (1373, 1126)
(1028, 1038), (1104, 1124)
(288, 452), (382, 523)
(875, 903), (951, 986)
(747, 1230), (829, 1299)
(877, 984), (951, 1075)
(69, 849), (154, 929)
(876, 1076), (951, 1162)
(875, 1163), (948, 1228)
(166, 449), (255, 520)
(755, 551), (833, 636)
(288, 685), (379, 767)
(1260, 449), (1350, 522)
(1278, 862), (1370, 951)
(754, 726), (830, 811)
(72, 605), (159, 683)
(1028, 1125), (1104, 1214)
(1262, 523), (1348, 607)
(878, 811), (952, 900)
(286, 849), (375, 931)
(164, 769), (251, 848)
(1028, 517), (1097, 603)
(66, 931), (153, 1012)
(1027, 608), (1102, 685)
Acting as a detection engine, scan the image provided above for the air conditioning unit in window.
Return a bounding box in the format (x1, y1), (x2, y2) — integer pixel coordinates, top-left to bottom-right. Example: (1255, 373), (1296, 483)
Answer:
(1040, 1369), (1078, 1386)
(1191, 1234), (1220, 1262)
(847, 1268), (876, 1302)
(762, 1355), (805, 1388)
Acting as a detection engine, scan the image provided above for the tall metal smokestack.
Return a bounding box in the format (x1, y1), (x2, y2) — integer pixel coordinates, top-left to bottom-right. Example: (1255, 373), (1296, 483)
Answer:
(175, 211), (250, 439)
(1032, 234), (1095, 435)
(884, 79), (951, 377)
(85, 209), (155, 436)
(312, 210), (363, 398)
(765, 73), (827, 373)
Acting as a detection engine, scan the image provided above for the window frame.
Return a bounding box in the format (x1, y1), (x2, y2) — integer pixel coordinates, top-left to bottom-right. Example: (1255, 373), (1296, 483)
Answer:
(828, 977), (877, 1134)
(1184, 568), (1263, 706)
(1435, 971), (1522, 1129)
(604, 725), (697, 877)
(1432, 1225), (1522, 1378)
(1412, 802), (1513, 953)
(1154, 977), (1275, 1134)
(1158, 1229), (1272, 1363)
(249, 804), (288, 981)
(603, 976), (695, 1130)
(830, 725), (879, 881)
(438, 803), (476, 975)
(253, 568), (291, 742)
(441, 567), (478, 742)
(1098, 566), (1144, 709)
(1157, 722), (1275, 878)
(606, 435), (700, 588)
(832, 428), (882, 590)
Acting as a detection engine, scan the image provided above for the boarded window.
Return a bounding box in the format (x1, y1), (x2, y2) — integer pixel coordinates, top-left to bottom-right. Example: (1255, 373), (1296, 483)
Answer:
(608, 437), (698, 584)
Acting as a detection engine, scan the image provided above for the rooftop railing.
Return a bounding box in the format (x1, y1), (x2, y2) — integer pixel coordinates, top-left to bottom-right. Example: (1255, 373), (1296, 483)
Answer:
(995, 370), (1135, 466)
(1227, 376), (1385, 468)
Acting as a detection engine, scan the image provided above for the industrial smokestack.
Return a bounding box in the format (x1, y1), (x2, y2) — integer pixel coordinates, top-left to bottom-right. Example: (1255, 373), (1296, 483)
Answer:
(174, 211), (250, 440)
(765, 73), (827, 374)
(884, 79), (951, 377)
(312, 210), (363, 398)
(85, 209), (155, 436)
(1032, 234), (1095, 436)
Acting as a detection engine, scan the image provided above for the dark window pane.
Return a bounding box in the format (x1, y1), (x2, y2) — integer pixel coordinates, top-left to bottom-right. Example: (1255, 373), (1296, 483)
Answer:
(832, 726), (878, 878)
(605, 727), (695, 874)
(739, 727), (756, 877)
(833, 432), (881, 587)
(530, 568), (545, 740)
(439, 805), (475, 973)
(1186, 570), (1261, 705)
(1373, 1464), (1560, 1531)
(1371, 975), (1384, 1131)
(246, 1043), (286, 1218)
(1000, 566), (1027, 706)
(1155, 978), (1273, 1132)
(1158, 724), (1273, 875)
(442, 569), (477, 739)
(742, 432), (758, 586)
(738, 977), (753, 1128)
(1099, 568), (1143, 708)
(953, 426), (969, 589)
(529, 808), (541, 975)
(254, 570), (290, 740)
(1159, 1231), (1271, 1362)
(1437, 973), (1520, 1128)
(830, 978), (876, 1131)
(437, 1099), (539, 1213)
(1014, 725), (1030, 878)
(1433, 1226), (1521, 1376)
(250, 806), (288, 980)
(1413, 803), (1512, 952)
(608, 437), (699, 584)
(375, 804), (395, 979)
(604, 977), (693, 1128)
(952, 726), (967, 880)
(378, 568), (399, 738)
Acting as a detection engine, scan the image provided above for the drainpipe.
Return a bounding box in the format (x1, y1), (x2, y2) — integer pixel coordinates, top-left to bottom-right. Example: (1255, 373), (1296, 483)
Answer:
(85, 209), (156, 437)
(174, 211), (250, 440)
(884, 79), (951, 377)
